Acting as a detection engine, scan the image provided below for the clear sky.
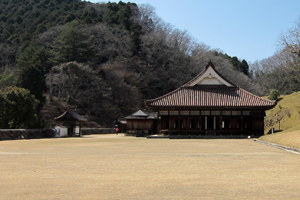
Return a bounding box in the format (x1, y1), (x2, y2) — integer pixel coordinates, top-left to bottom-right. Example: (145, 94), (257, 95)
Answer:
(89, 0), (300, 63)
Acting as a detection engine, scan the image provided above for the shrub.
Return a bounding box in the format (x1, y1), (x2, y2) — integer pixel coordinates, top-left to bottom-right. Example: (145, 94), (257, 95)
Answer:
(285, 108), (291, 118)
(268, 89), (280, 100)
(0, 87), (40, 129)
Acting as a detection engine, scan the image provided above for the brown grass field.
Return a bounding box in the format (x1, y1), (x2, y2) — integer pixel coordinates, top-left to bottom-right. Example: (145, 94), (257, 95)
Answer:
(260, 130), (300, 150)
(1, 134), (300, 200)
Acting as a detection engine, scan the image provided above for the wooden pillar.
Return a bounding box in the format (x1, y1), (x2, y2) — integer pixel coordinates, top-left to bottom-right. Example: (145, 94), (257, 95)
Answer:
(79, 122), (82, 137)
(213, 116), (216, 130)
(185, 116), (188, 129)
(241, 116), (244, 131)
(199, 116), (202, 130)
(220, 116), (222, 131)
(171, 117), (175, 130)
(158, 116), (161, 131)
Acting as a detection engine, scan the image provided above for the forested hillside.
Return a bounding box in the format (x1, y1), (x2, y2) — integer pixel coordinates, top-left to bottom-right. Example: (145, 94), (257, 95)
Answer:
(250, 18), (300, 95)
(1, 0), (297, 128)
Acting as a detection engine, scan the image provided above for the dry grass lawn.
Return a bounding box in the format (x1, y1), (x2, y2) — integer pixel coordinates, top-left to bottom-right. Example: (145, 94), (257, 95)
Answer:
(260, 130), (300, 150)
(1, 134), (300, 200)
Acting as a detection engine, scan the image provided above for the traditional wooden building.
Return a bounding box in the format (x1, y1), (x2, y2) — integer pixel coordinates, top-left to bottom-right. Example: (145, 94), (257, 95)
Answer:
(124, 110), (158, 137)
(145, 61), (276, 138)
(54, 109), (87, 137)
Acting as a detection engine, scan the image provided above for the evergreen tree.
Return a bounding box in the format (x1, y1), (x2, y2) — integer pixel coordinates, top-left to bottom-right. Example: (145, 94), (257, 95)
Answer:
(0, 67), (18, 89)
(241, 59), (249, 75)
(17, 46), (50, 105)
(130, 23), (142, 56)
(53, 20), (94, 63)
(0, 86), (39, 129)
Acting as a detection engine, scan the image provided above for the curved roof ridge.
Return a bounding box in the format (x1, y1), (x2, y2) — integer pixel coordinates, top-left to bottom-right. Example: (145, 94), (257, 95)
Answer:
(144, 86), (184, 104)
(238, 87), (276, 105)
(54, 109), (87, 121)
(182, 68), (206, 87)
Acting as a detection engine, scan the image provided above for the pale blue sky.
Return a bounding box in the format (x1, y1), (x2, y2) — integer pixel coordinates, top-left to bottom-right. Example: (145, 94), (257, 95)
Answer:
(89, 0), (300, 63)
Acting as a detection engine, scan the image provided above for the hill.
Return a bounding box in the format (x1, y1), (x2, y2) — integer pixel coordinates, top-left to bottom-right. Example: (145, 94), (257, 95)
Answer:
(259, 130), (300, 150)
(264, 91), (300, 133)
(260, 91), (300, 149)
(0, 0), (266, 128)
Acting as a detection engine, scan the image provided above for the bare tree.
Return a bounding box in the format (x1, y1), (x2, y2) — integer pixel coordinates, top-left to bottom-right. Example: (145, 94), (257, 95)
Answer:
(137, 4), (157, 32)
(101, 63), (142, 115)
(87, 24), (131, 64)
(47, 62), (101, 104)
(250, 49), (300, 94)
(279, 16), (300, 57)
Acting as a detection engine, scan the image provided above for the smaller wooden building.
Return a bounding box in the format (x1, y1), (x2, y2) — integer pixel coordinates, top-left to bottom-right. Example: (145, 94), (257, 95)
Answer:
(124, 110), (158, 137)
(54, 110), (87, 137)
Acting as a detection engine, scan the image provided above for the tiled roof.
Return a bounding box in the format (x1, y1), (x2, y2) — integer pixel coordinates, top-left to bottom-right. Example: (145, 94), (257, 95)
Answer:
(54, 110), (87, 121)
(125, 110), (158, 119)
(145, 61), (276, 110)
(145, 85), (276, 109)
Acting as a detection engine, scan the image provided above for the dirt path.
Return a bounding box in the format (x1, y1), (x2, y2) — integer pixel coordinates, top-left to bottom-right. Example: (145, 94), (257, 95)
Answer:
(1, 134), (300, 200)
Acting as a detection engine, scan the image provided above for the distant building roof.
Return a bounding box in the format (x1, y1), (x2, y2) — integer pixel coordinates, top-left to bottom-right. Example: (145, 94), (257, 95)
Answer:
(131, 110), (149, 117)
(145, 62), (276, 110)
(125, 110), (158, 119)
(117, 119), (127, 124)
(54, 110), (87, 122)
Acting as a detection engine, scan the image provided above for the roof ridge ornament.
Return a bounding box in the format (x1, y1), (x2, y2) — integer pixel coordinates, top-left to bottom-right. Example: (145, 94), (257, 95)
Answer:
(206, 60), (215, 69)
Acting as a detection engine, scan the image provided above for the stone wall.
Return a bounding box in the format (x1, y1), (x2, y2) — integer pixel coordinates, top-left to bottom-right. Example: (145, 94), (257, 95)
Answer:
(0, 128), (116, 140)
(81, 128), (116, 135)
(0, 129), (55, 140)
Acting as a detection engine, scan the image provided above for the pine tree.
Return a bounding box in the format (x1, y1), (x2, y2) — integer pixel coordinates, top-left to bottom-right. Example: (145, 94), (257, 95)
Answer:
(53, 20), (94, 63)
